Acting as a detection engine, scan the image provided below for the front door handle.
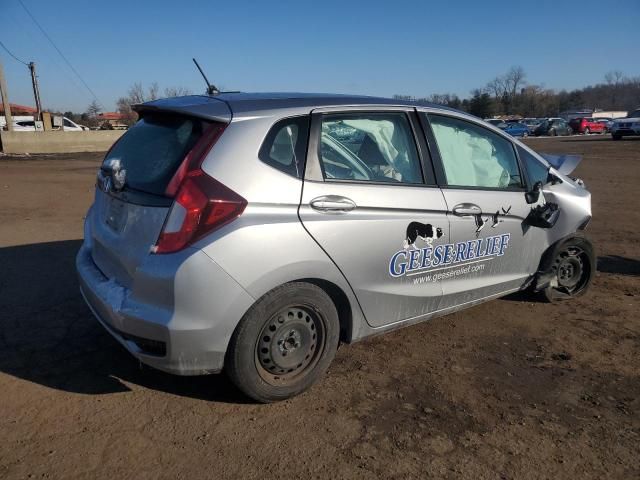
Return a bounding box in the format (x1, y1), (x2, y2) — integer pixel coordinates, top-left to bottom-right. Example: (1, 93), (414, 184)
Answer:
(452, 203), (482, 216)
(310, 195), (356, 213)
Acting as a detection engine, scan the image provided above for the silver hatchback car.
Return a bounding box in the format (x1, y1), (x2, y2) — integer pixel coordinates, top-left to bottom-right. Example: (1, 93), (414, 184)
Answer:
(77, 93), (595, 402)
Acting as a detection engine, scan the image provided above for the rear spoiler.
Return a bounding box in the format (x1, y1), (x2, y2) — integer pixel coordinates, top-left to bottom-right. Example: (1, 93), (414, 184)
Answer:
(539, 153), (582, 175)
(132, 95), (232, 123)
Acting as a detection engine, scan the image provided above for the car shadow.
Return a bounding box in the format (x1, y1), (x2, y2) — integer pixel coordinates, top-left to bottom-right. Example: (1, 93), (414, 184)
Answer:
(0, 240), (249, 403)
(500, 290), (543, 303)
(597, 255), (640, 276)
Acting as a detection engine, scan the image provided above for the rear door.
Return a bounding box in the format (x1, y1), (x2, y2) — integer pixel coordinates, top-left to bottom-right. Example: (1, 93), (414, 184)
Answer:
(89, 110), (227, 288)
(299, 107), (448, 328)
(419, 112), (547, 308)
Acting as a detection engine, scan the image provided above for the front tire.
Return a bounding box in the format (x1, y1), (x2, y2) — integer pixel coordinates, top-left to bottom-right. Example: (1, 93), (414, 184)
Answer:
(540, 235), (595, 302)
(584, 127), (590, 135)
(226, 282), (340, 402)
(612, 133), (622, 140)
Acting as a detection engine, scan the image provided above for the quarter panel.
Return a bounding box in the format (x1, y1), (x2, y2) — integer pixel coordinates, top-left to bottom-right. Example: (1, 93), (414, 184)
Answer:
(196, 204), (369, 338)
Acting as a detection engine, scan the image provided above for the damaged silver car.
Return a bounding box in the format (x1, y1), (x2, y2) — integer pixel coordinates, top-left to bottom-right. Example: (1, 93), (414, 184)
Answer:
(77, 93), (595, 402)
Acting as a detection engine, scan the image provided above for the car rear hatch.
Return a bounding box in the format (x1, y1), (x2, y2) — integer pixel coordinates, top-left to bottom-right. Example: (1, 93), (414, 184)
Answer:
(88, 96), (231, 289)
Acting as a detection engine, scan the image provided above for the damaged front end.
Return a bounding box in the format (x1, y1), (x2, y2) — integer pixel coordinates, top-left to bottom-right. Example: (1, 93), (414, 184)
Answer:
(525, 152), (594, 299)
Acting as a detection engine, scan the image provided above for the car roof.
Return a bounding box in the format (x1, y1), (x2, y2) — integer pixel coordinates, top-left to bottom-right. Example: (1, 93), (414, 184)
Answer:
(138, 92), (459, 121)
(215, 91), (441, 110)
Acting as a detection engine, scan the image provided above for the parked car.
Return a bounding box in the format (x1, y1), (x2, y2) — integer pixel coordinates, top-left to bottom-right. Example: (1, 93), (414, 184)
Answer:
(534, 118), (573, 136)
(484, 118), (507, 128)
(61, 117), (89, 131)
(77, 93), (595, 402)
(593, 117), (614, 132)
(568, 117), (606, 135)
(5, 120), (39, 131)
(610, 109), (640, 140)
(500, 121), (530, 137)
(522, 118), (542, 133)
(2, 116), (88, 131)
(99, 121), (128, 131)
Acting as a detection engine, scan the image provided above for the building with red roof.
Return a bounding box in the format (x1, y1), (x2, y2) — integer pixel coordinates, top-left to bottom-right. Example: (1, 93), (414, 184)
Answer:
(0, 103), (38, 115)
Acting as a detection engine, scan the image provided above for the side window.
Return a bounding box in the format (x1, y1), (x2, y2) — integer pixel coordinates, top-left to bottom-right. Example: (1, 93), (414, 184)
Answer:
(259, 116), (310, 178)
(517, 146), (549, 186)
(63, 119), (73, 127)
(427, 114), (523, 189)
(319, 113), (423, 184)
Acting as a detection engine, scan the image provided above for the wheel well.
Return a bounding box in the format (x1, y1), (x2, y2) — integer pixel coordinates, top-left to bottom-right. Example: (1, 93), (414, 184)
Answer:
(300, 278), (353, 343)
(534, 232), (593, 282)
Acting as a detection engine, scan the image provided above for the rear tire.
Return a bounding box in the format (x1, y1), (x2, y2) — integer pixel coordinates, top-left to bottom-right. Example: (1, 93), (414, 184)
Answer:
(538, 234), (595, 303)
(584, 127), (590, 135)
(549, 129), (556, 137)
(612, 133), (622, 140)
(226, 282), (340, 403)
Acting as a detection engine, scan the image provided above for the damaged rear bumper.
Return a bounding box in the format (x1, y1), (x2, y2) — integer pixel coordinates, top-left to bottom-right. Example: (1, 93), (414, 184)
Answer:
(76, 244), (254, 375)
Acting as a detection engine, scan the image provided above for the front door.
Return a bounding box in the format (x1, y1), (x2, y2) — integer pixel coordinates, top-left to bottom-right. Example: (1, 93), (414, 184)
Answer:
(299, 108), (449, 328)
(420, 112), (547, 308)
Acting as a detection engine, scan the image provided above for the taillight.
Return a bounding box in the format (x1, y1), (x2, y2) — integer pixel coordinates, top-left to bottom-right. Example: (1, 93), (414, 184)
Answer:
(153, 123), (247, 254)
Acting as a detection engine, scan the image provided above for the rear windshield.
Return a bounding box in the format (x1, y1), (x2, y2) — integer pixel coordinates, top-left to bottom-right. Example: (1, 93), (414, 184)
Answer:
(103, 113), (209, 195)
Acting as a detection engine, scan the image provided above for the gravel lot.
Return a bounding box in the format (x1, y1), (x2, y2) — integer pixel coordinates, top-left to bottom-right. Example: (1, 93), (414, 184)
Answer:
(0, 136), (638, 479)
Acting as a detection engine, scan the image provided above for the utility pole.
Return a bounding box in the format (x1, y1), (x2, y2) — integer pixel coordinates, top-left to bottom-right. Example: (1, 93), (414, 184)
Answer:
(0, 59), (14, 132)
(28, 62), (42, 120)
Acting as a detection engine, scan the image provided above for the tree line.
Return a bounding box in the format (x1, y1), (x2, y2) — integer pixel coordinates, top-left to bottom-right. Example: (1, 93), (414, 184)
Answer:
(58, 83), (194, 128)
(60, 68), (638, 127)
(393, 67), (640, 118)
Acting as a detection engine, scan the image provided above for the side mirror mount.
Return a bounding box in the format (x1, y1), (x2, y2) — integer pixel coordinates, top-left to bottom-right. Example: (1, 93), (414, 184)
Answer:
(547, 171), (563, 185)
(525, 181), (542, 204)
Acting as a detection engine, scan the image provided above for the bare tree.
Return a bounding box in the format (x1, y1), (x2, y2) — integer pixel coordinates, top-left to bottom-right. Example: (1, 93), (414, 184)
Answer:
(127, 83), (146, 104)
(116, 82), (193, 126)
(604, 70), (625, 108)
(504, 66), (527, 98)
(486, 76), (506, 100)
(605, 70), (623, 86)
(86, 100), (101, 118)
(116, 96), (137, 126)
(164, 86), (193, 97)
(148, 82), (160, 101)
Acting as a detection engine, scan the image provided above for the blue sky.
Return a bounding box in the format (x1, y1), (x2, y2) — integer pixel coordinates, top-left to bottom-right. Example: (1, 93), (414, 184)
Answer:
(1, 0), (638, 113)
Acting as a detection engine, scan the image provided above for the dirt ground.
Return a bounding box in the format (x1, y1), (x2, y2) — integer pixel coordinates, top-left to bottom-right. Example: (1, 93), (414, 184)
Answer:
(0, 136), (638, 479)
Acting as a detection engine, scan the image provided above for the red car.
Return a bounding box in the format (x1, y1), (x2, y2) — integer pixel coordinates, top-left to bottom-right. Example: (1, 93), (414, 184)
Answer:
(569, 117), (606, 134)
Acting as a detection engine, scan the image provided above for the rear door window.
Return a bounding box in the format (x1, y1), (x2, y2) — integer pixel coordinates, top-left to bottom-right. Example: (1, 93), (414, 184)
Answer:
(103, 114), (209, 195)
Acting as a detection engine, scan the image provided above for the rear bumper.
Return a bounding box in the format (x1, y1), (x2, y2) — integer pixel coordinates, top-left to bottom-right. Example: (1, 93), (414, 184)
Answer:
(76, 243), (255, 375)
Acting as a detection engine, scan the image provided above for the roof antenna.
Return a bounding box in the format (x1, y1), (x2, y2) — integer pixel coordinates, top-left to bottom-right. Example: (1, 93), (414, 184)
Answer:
(192, 58), (219, 96)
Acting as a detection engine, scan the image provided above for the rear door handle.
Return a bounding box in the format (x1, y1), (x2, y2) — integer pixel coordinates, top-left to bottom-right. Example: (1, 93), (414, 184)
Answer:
(310, 195), (356, 213)
(452, 203), (482, 216)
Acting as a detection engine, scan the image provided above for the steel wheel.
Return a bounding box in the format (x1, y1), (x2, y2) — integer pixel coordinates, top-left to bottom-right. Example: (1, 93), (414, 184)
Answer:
(549, 245), (591, 296)
(226, 282), (340, 402)
(255, 305), (325, 386)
